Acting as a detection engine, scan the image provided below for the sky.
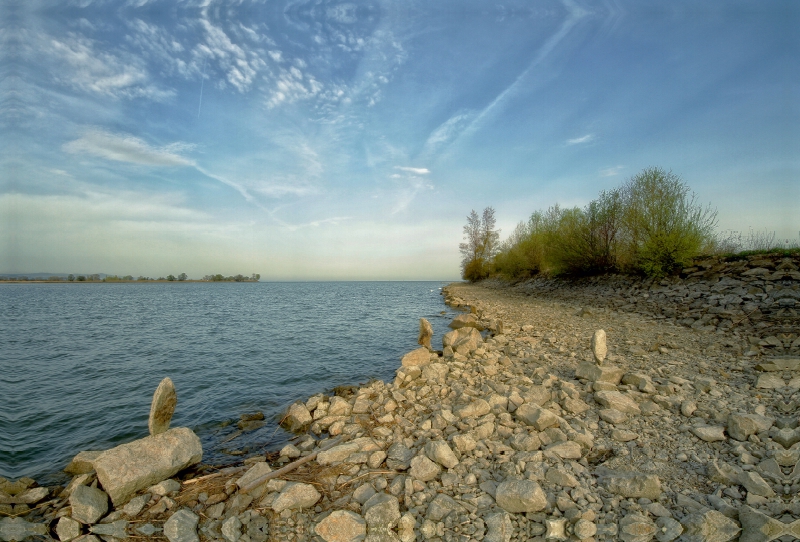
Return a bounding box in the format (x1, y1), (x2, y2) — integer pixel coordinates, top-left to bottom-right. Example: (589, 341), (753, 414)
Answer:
(1, 0), (798, 280)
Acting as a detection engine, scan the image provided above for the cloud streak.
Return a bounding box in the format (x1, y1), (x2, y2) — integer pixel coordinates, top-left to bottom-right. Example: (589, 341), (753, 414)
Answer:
(394, 166), (430, 175)
(63, 129), (194, 166)
(566, 134), (593, 145)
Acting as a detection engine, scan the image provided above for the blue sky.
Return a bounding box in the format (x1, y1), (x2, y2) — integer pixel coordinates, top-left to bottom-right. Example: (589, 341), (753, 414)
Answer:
(1, 0), (797, 279)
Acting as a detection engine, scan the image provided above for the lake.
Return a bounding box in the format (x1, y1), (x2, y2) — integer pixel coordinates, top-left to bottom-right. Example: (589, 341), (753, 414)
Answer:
(0, 281), (460, 483)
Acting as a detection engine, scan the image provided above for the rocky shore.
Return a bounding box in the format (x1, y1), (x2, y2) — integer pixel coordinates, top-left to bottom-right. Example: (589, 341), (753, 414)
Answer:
(2, 254), (798, 542)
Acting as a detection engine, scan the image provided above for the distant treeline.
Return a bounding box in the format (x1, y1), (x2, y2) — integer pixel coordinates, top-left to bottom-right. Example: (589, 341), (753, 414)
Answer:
(1, 273), (261, 282)
(460, 166), (799, 282)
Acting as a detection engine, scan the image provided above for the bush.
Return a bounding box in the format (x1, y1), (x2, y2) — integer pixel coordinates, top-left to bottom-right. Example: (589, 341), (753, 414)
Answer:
(617, 167), (717, 277)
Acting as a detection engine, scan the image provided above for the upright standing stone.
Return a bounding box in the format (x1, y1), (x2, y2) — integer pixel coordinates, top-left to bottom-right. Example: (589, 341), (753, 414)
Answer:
(418, 318), (433, 350)
(591, 330), (607, 364)
(149, 377), (177, 436)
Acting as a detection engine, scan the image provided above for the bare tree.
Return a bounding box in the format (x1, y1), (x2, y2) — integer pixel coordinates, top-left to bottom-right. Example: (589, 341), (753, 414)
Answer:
(459, 207), (500, 281)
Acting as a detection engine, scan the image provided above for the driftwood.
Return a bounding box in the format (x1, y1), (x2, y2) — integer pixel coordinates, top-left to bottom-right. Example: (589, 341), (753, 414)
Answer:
(239, 436), (347, 493)
(181, 465), (248, 486)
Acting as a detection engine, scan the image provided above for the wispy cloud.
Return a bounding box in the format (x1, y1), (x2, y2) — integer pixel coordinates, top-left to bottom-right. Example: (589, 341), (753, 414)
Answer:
(566, 134), (594, 145)
(390, 176), (434, 215)
(600, 165), (625, 177)
(422, 111), (477, 157)
(395, 166), (430, 175)
(63, 129), (194, 166)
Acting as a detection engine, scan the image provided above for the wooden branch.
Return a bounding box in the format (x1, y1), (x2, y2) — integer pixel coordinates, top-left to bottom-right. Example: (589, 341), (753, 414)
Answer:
(239, 436), (346, 493)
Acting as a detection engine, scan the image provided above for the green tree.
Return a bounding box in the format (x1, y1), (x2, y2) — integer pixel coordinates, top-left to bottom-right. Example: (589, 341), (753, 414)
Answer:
(77, 275), (86, 281)
(167, 274), (176, 281)
(178, 273), (188, 281)
(67, 274), (75, 281)
(460, 207), (500, 282)
(618, 167), (717, 276)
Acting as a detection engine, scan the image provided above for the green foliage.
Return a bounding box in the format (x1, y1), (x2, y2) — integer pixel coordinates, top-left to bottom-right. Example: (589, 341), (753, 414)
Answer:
(490, 167), (719, 280)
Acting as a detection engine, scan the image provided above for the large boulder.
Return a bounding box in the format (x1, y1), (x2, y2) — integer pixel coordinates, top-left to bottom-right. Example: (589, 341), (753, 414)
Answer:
(401, 348), (432, 368)
(93, 427), (202, 506)
(448, 314), (483, 330)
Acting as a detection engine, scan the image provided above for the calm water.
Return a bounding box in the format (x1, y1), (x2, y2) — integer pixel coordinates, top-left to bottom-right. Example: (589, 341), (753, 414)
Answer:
(0, 282), (460, 483)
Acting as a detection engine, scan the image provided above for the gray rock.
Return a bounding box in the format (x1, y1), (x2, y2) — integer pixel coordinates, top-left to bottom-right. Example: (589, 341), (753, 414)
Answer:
(680, 510), (741, 542)
(483, 512), (512, 542)
(16, 487), (48, 504)
(386, 443), (415, 470)
(409, 455), (441, 482)
(601, 470), (662, 500)
(424, 440), (459, 469)
(69, 484), (109, 524)
(89, 520), (128, 539)
(494, 480), (546, 513)
(315, 510), (367, 542)
(148, 479), (181, 496)
(545, 441), (582, 459)
(424, 493), (463, 522)
(706, 459), (742, 486)
(163, 509), (199, 542)
(619, 513), (656, 542)
(575, 362), (624, 384)
(235, 461), (272, 489)
(121, 494), (150, 518)
(148, 377), (177, 436)
(591, 329), (607, 363)
(545, 517), (567, 541)
(0, 518), (48, 542)
(93, 427), (202, 506)
(691, 425), (727, 442)
(363, 493), (400, 528)
(573, 519), (596, 540)
(738, 505), (786, 542)
(271, 482), (321, 513)
(317, 443), (360, 466)
(418, 318), (434, 349)
(738, 471), (776, 497)
(655, 517), (682, 542)
(56, 517), (82, 542)
(421, 363), (448, 384)
(221, 516), (242, 542)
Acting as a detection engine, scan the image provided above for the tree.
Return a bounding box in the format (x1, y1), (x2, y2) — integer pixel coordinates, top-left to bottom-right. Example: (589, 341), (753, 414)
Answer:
(67, 274), (75, 282)
(178, 273), (188, 281)
(459, 207), (500, 282)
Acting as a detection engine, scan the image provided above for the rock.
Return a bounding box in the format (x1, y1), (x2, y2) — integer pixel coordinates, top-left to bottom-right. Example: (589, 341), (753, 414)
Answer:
(483, 512), (512, 542)
(149, 377), (177, 436)
(272, 482), (321, 513)
(545, 469), (579, 488)
(221, 516), (242, 542)
(328, 396), (352, 416)
(236, 461), (272, 489)
(544, 518), (567, 541)
(16, 487), (48, 504)
(424, 440), (459, 469)
(0, 518), (48, 542)
(317, 443), (360, 466)
(545, 441), (582, 459)
(409, 455), (441, 482)
(593, 391), (641, 415)
(424, 493), (462, 522)
(418, 318), (434, 349)
(452, 433), (477, 453)
(422, 363), (448, 384)
(599, 408), (628, 425)
(280, 444), (301, 458)
(601, 470), (662, 500)
(149, 479), (181, 496)
(56, 517), (82, 542)
(163, 509), (199, 542)
(93, 427), (202, 506)
(122, 493), (150, 517)
(515, 404), (559, 430)
(282, 403), (313, 433)
(89, 521), (128, 539)
(442, 327), (483, 354)
(386, 443), (415, 470)
(707, 459), (742, 485)
(363, 493), (400, 528)
(575, 361), (624, 384)
(727, 413), (772, 441)
(738, 505), (787, 542)
(680, 509), (740, 542)
(449, 313), (482, 330)
(69, 484), (109, 524)
(494, 480), (546, 513)
(64, 451), (102, 475)
(691, 425), (727, 442)
(591, 329), (607, 363)
(315, 510), (367, 542)
(738, 471), (776, 497)
(619, 513), (657, 542)
(401, 347), (432, 368)
(397, 513), (416, 542)
(455, 398), (491, 419)
(573, 519), (597, 540)
(655, 517), (683, 542)
(680, 400), (697, 417)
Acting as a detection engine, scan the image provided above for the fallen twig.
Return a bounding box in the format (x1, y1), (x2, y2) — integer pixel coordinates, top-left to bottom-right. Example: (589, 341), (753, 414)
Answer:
(240, 436), (348, 493)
